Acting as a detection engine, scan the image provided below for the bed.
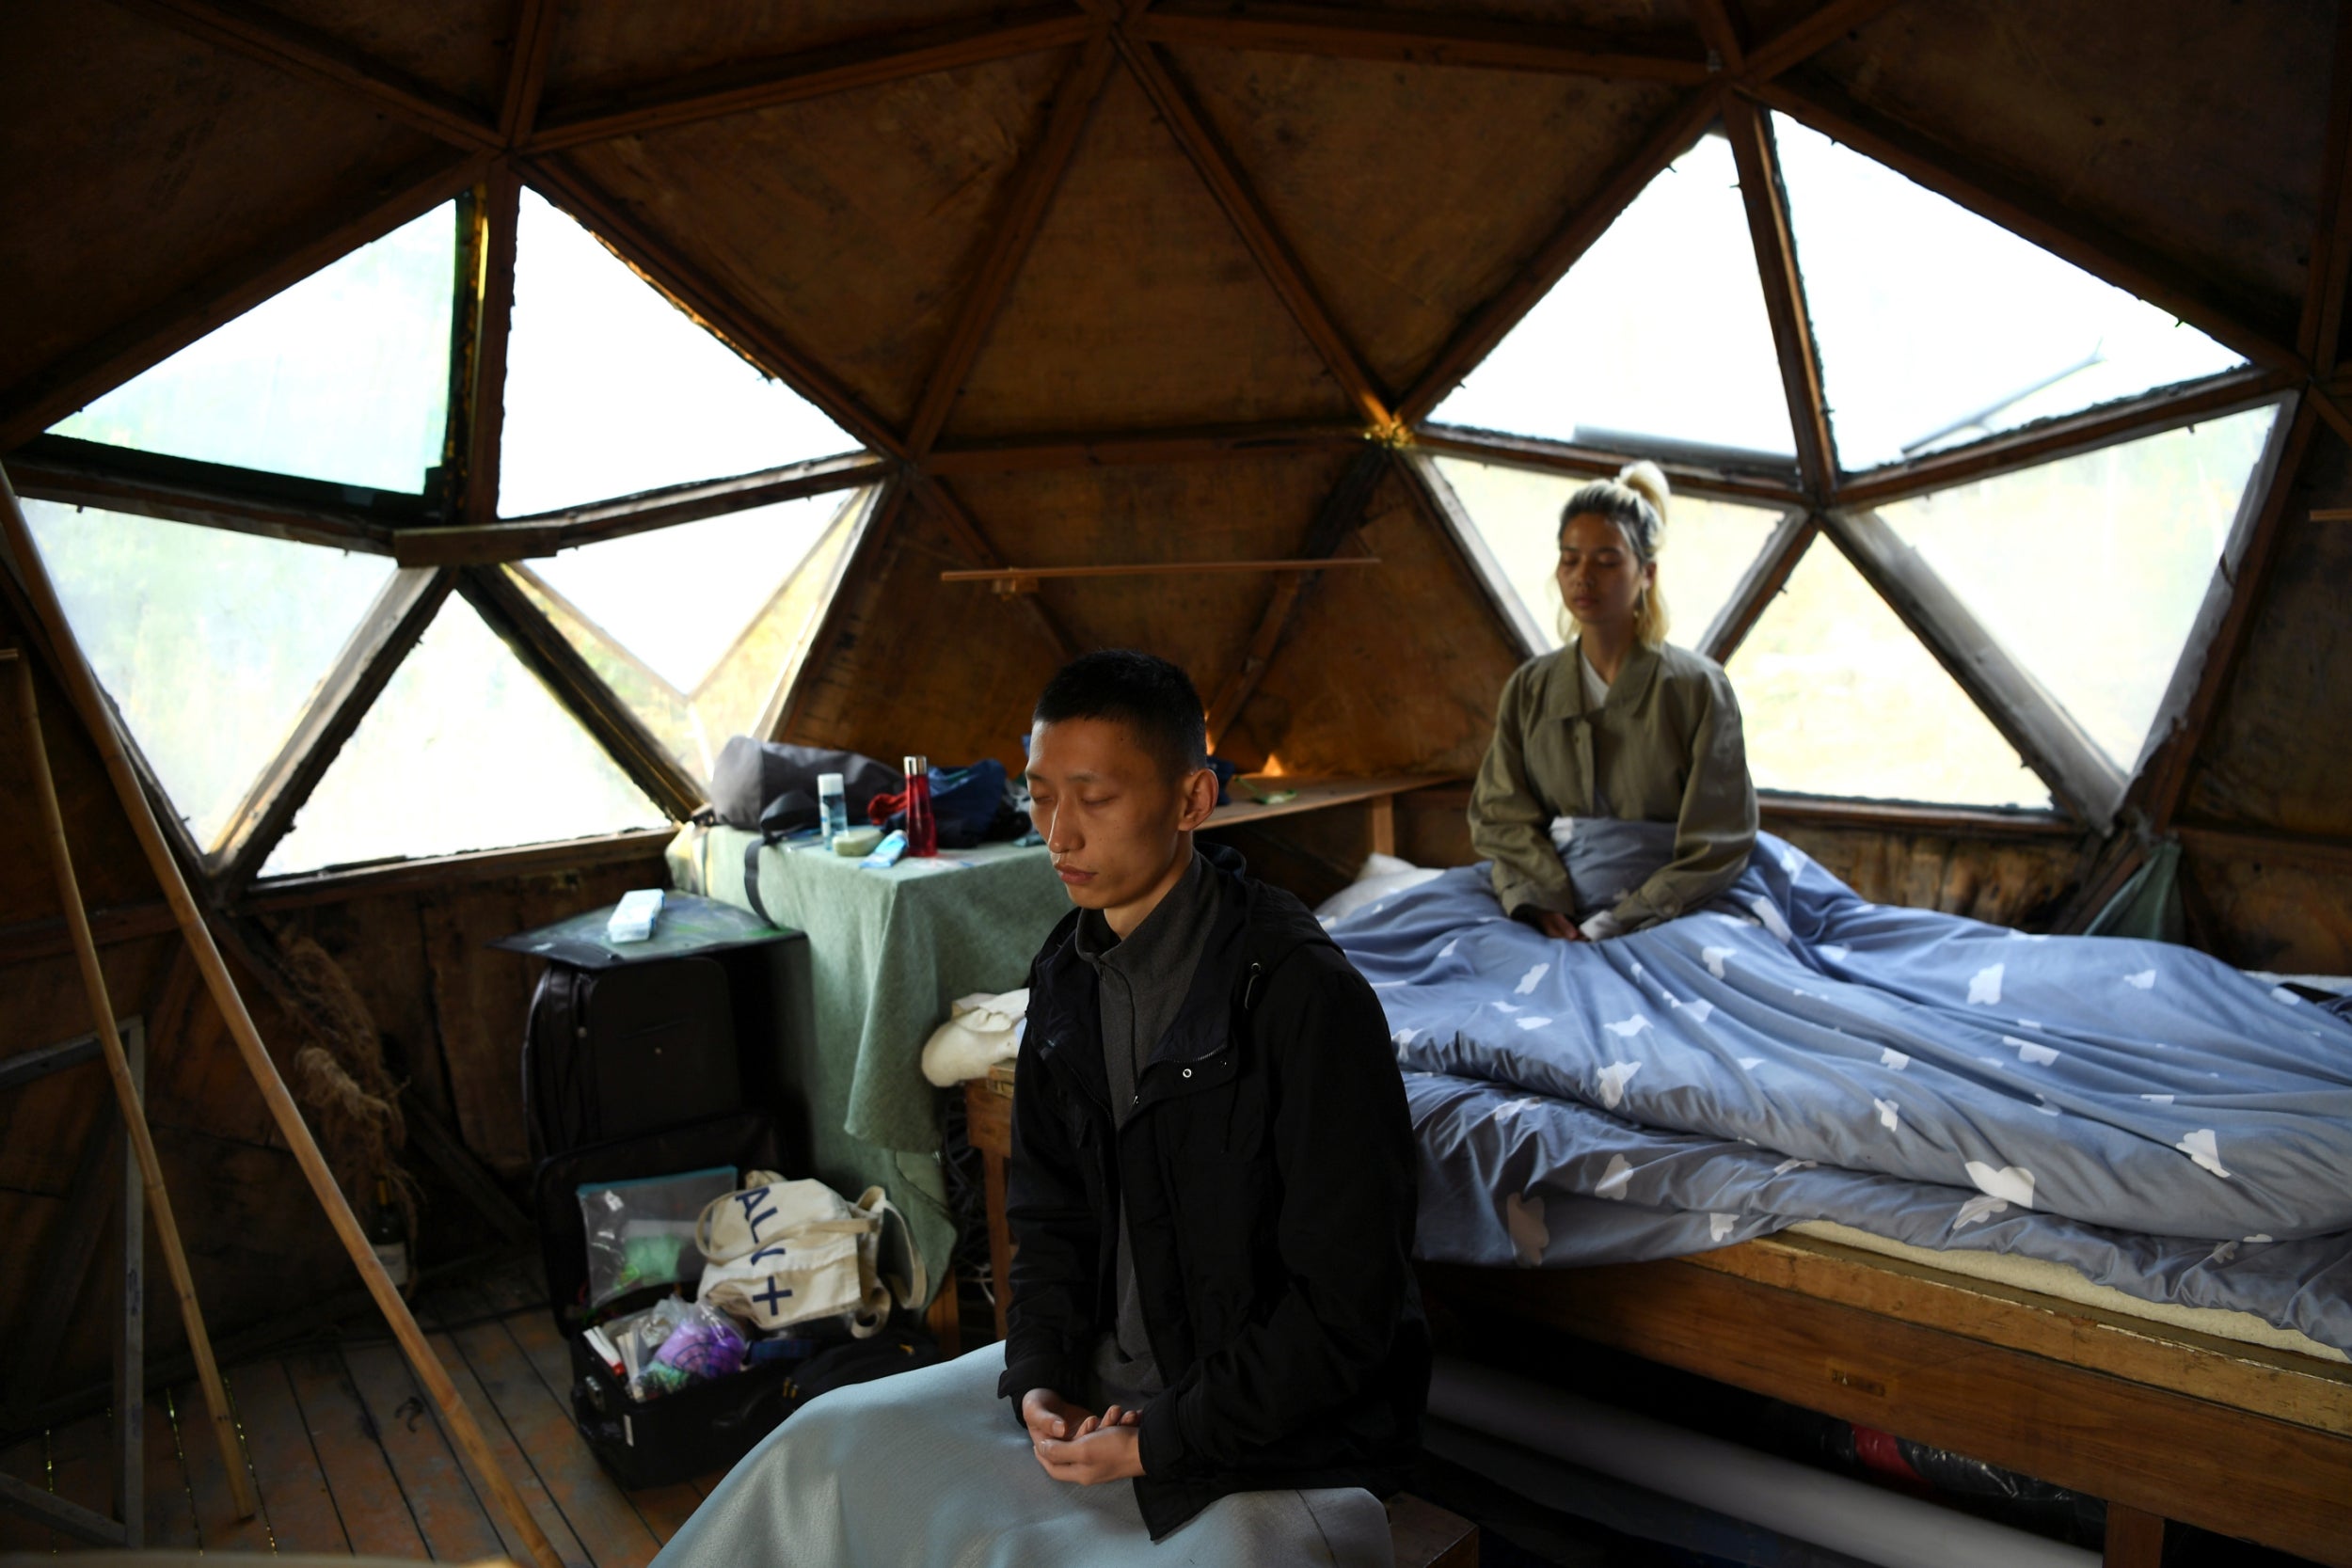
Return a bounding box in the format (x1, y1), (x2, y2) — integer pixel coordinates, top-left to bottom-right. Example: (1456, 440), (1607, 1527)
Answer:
(1325, 835), (2352, 1566)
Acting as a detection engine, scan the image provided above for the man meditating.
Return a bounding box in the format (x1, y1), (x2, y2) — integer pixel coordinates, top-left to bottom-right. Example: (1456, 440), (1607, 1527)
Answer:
(653, 650), (1426, 1566)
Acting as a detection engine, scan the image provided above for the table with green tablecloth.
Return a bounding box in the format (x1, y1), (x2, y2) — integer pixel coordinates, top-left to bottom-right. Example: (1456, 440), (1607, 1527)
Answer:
(666, 824), (1069, 1299)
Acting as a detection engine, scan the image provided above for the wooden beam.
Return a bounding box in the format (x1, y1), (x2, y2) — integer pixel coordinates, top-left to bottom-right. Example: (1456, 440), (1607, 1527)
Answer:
(498, 451), (887, 547)
(1830, 367), (2296, 509)
(1827, 509), (2125, 828)
(1204, 446), (1390, 747)
(1685, 0), (1745, 73)
(105, 0), (499, 150)
(1409, 425), (1805, 506)
(2310, 381), (2352, 451)
(0, 150), (490, 451)
(528, 8), (1098, 151)
(907, 33), (1119, 456)
(1120, 37), (1396, 432)
(1398, 451), (1549, 658)
(1400, 88), (1721, 426)
(2174, 821), (2352, 878)
(5, 437), (410, 554)
(1758, 791), (2080, 840)
(457, 168), (521, 528)
(1754, 76), (2301, 374)
(0, 1473), (123, 1548)
(1699, 507), (1813, 662)
(456, 565), (704, 816)
(1, 902), (180, 965)
(236, 825), (671, 911)
(1722, 96), (1836, 497)
(2130, 397), (2312, 828)
(923, 421), (1363, 475)
(1738, 0), (1901, 85)
(212, 568), (453, 896)
(2298, 1), (2352, 372)
(1132, 3), (1708, 83)
(908, 475), (1082, 662)
(497, 0), (561, 148)
(518, 155), (909, 460)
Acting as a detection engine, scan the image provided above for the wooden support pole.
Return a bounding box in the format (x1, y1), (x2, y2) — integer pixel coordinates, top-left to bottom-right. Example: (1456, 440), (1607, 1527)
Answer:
(112, 1019), (145, 1545)
(2, 649), (252, 1522)
(0, 481), (565, 1568)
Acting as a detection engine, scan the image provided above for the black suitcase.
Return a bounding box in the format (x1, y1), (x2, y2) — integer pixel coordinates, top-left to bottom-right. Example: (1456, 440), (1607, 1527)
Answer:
(535, 1112), (941, 1490)
(523, 957), (740, 1162)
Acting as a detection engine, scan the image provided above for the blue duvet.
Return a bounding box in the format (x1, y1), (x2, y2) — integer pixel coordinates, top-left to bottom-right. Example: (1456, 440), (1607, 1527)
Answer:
(1327, 833), (2352, 1353)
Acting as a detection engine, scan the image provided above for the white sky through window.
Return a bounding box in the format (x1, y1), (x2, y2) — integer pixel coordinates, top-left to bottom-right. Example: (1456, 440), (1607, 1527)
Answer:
(1774, 114), (2244, 473)
(499, 190), (856, 516)
(1431, 132), (1795, 463)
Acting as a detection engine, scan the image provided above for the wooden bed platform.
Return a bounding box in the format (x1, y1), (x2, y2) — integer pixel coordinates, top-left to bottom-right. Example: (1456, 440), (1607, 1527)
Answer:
(0, 1261), (716, 1564)
(1422, 1233), (2352, 1568)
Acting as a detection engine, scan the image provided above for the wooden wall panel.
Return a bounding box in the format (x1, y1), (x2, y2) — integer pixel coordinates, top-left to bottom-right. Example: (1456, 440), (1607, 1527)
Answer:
(956, 450), (1356, 702)
(2183, 435), (2352, 838)
(1170, 48), (1682, 395)
(249, 0), (511, 110)
(1221, 464), (1523, 774)
(948, 71), (1356, 439)
(0, 943), (172, 1196)
(1802, 0), (2328, 341)
(542, 0), (1010, 109)
(560, 48), (1072, 430)
(788, 501), (1072, 772)
(2183, 852), (2352, 974)
(0, 1), (445, 399)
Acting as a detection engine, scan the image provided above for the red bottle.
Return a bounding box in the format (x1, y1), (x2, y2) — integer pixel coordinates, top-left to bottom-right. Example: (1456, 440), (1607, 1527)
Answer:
(902, 754), (937, 857)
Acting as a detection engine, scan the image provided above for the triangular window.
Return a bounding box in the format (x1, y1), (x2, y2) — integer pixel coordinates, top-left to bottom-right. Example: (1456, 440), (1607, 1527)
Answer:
(1773, 114), (2246, 473)
(1429, 131), (1795, 465)
(1728, 536), (2050, 808)
(507, 490), (866, 781)
(261, 595), (668, 877)
(1873, 404), (2276, 770)
(20, 499), (397, 851)
(1430, 455), (1786, 650)
(50, 206), (457, 493)
(498, 190), (857, 517)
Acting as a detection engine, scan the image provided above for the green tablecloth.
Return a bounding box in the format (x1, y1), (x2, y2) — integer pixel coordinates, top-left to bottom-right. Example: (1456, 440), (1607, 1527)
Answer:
(667, 825), (1068, 1297)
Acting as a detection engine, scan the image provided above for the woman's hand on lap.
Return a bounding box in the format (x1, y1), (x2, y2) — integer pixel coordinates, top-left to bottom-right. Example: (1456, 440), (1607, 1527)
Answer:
(1534, 910), (1585, 942)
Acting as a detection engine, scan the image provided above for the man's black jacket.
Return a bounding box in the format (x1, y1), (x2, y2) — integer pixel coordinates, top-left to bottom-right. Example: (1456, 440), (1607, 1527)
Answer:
(995, 843), (1429, 1539)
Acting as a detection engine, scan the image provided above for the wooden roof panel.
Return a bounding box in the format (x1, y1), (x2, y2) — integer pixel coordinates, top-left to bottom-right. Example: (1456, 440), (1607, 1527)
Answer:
(952, 450), (1358, 697)
(245, 0), (512, 110)
(1222, 462), (1521, 773)
(1170, 45), (1686, 396)
(554, 47), (1075, 432)
(948, 69), (1358, 438)
(1316, 0), (1696, 27)
(2182, 436), (2352, 840)
(0, 2), (449, 413)
(541, 0), (1019, 109)
(1800, 0), (2328, 345)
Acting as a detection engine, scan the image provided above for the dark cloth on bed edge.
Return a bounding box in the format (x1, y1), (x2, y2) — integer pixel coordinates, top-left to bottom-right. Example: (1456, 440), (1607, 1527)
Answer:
(1000, 842), (1430, 1541)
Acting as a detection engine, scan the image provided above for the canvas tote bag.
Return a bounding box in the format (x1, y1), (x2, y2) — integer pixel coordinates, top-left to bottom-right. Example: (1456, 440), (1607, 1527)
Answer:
(693, 1173), (927, 1338)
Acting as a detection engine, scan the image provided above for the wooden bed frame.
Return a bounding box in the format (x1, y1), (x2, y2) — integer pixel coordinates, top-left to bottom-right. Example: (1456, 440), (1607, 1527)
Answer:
(969, 1077), (2349, 1567)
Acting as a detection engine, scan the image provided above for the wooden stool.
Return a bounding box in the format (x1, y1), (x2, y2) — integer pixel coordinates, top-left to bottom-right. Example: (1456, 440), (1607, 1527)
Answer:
(1389, 1493), (1479, 1567)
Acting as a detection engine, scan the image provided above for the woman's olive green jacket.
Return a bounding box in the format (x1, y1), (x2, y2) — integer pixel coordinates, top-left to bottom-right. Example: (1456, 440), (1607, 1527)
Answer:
(1469, 640), (1758, 931)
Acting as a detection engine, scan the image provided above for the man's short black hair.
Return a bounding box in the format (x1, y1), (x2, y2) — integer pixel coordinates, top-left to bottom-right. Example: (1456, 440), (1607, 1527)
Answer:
(1032, 650), (1208, 782)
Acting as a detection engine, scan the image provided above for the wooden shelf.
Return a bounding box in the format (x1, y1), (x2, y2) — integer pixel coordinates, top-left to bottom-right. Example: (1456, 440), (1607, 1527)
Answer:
(1205, 773), (1457, 830)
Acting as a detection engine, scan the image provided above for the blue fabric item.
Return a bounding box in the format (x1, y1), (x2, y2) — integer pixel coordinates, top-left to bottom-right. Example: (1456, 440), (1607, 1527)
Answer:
(1327, 830), (2352, 1354)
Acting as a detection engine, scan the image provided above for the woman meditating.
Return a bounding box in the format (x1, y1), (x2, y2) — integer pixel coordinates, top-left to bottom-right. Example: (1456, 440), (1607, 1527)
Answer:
(1469, 461), (1758, 940)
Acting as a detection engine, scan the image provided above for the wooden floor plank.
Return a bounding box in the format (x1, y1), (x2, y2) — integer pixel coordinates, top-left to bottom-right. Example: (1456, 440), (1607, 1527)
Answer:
(169, 1381), (274, 1552)
(501, 1307), (705, 1544)
(143, 1383), (200, 1548)
(229, 1359), (350, 1553)
(427, 1324), (594, 1568)
(342, 1338), (507, 1563)
(445, 1294), (662, 1568)
(0, 1435), (58, 1551)
(283, 1346), (430, 1558)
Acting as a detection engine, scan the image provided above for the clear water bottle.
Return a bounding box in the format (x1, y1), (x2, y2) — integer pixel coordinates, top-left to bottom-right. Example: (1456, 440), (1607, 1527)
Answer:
(817, 771), (849, 846)
(903, 755), (937, 858)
